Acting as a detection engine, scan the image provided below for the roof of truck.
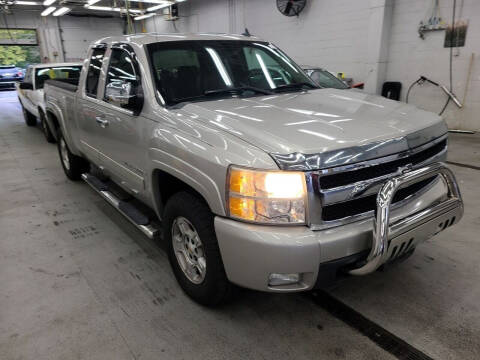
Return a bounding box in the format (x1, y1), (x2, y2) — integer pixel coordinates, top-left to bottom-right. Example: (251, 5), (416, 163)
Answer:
(93, 33), (263, 46)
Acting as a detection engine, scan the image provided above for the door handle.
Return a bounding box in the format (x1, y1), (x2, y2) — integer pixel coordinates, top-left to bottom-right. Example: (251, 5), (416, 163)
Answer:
(95, 116), (109, 127)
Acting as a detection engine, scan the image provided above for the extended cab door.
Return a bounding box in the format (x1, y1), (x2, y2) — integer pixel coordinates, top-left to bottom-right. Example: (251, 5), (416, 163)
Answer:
(76, 45), (108, 163)
(94, 44), (145, 195)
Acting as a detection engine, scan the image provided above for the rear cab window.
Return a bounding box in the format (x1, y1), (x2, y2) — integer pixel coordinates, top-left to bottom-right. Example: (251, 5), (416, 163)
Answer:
(85, 47), (106, 98)
(35, 66), (82, 89)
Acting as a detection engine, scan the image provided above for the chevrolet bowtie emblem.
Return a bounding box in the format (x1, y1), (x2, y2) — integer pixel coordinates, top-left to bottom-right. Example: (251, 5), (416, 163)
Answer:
(398, 163), (413, 174)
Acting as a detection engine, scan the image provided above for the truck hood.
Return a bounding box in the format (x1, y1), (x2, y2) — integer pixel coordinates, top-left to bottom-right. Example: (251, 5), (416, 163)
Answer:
(179, 88), (447, 169)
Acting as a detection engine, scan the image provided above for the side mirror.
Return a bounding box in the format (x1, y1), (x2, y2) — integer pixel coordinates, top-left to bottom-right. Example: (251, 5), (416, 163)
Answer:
(105, 80), (143, 114)
(19, 82), (33, 90)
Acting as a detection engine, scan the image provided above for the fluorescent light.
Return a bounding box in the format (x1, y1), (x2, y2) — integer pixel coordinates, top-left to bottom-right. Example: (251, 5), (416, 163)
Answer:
(53, 7), (70, 16)
(130, 0), (172, 3)
(85, 5), (142, 13)
(134, 13), (155, 20)
(87, 0), (101, 4)
(85, 5), (113, 10)
(43, 0), (55, 5)
(147, 3), (171, 11)
(41, 6), (56, 15)
(15, 1), (39, 5)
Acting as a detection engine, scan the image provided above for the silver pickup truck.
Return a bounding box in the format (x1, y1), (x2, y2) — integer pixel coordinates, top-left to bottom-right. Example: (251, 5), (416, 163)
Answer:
(44, 33), (463, 306)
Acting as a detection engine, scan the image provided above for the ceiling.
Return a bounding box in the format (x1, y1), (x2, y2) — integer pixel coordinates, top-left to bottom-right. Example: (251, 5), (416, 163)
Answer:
(0, 0), (185, 20)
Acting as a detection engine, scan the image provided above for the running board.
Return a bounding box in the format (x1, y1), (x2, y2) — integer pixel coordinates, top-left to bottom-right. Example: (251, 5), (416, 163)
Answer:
(81, 173), (161, 239)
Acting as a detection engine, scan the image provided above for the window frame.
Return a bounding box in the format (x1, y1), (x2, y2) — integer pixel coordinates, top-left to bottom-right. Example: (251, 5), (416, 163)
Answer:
(102, 43), (143, 114)
(85, 43), (107, 99)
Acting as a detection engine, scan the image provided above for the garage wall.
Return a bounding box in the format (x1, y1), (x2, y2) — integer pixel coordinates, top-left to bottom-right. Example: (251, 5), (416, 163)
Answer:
(386, 0), (480, 131)
(146, 0), (479, 131)
(0, 11), (125, 62)
(145, 0), (372, 84)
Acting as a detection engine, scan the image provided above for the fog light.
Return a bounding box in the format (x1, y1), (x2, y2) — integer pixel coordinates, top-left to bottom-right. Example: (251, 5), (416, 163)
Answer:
(268, 273), (301, 286)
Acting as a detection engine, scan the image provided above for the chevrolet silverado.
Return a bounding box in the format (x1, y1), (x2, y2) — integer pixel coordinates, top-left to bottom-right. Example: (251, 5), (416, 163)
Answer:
(43, 34), (463, 306)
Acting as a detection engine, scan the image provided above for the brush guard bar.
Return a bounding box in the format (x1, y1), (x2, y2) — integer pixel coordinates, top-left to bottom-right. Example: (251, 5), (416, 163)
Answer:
(349, 162), (463, 275)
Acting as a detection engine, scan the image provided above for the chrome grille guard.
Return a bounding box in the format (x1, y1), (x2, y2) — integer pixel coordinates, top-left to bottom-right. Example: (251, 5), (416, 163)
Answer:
(348, 162), (463, 275)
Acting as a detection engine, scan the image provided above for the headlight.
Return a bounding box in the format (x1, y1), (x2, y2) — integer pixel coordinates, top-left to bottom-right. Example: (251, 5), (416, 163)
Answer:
(227, 166), (307, 224)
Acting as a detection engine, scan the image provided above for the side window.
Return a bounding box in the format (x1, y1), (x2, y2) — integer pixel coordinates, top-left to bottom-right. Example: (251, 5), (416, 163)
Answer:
(85, 47), (106, 98)
(104, 48), (137, 108)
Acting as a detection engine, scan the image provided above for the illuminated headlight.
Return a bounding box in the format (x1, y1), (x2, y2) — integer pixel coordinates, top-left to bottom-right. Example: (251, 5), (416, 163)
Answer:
(227, 166), (307, 224)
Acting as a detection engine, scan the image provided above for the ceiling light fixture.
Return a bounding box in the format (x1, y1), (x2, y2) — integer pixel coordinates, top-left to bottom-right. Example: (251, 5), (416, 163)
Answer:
(15, 1), (39, 5)
(134, 13), (155, 20)
(43, 0), (55, 5)
(53, 6), (70, 16)
(41, 6), (56, 15)
(85, 5), (142, 13)
(146, 3), (170, 11)
(129, 0), (172, 3)
(87, 0), (101, 4)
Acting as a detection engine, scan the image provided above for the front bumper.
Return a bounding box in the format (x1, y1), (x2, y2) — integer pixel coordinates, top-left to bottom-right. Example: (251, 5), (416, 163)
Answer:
(215, 163), (463, 292)
(0, 80), (17, 88)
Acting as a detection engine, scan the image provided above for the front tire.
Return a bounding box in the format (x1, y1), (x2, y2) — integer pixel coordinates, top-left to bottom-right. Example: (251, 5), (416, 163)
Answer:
(164, 192), (233, 306)
(57, 131), (89, 181)
(22, 105), (37, 126)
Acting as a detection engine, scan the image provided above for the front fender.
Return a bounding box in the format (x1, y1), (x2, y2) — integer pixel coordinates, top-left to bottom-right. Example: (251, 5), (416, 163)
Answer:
(146, 117), (277, 217)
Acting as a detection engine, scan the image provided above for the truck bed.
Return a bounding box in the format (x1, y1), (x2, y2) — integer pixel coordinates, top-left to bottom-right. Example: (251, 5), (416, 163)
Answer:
(44, 78), (79, 92)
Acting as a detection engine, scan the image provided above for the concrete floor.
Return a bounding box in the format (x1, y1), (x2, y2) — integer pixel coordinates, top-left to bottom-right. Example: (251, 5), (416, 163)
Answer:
(1, 89), (479, 360)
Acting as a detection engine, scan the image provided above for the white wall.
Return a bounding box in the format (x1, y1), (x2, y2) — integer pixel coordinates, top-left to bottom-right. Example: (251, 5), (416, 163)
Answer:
(146, 0), (480, 131)
(386, 0), (480, 131)
(146, 0), (372, 83)
(0, 11), (125, 62)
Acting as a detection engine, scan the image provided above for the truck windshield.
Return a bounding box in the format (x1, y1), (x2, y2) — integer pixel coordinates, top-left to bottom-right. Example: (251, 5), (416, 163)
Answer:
(147, 40), (318, 106)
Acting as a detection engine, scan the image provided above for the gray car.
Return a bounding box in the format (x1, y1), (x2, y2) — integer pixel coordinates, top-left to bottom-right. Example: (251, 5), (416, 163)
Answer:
(303, 66), (349, 89)
(44, 34), (463, 306)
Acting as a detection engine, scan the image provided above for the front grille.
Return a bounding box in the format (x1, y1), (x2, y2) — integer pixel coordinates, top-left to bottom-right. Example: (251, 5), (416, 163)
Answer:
(321, 176), (437, 221)
(312, 137), (448, 225)
(319, 139), (447, 189)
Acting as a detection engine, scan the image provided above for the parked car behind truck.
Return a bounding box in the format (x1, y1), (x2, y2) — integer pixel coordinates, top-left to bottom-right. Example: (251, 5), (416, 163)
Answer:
(0, 65), (24, 89)
(44, 34), (463, 306)
(17, 62), (82, 142)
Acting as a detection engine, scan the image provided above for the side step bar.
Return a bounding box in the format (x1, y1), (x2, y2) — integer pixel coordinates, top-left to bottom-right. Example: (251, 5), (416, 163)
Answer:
(81, 173), (161, 239)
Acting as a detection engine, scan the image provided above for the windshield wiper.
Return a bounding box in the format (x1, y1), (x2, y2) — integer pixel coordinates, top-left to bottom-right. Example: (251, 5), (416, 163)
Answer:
(273, 82), (319, 92)
(169, 86), (274, 108)
(204, 86), (274, 96)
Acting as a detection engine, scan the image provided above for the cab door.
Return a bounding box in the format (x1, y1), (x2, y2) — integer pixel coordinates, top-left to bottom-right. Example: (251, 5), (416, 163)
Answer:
(94, 44), (145, 195)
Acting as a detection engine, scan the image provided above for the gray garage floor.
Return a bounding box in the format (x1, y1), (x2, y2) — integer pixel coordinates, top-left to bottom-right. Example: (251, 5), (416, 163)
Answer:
(1, 89), (479, 360)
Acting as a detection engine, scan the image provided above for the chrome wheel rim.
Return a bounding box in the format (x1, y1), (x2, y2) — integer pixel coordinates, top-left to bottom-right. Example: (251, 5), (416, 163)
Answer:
(171, 216), (206, 284)
(60, 138), (70, 170)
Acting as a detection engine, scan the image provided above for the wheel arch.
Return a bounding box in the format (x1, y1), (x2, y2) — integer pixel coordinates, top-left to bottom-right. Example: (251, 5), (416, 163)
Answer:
(151, 167), (225, 220)
(45, 109), (61, 141)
